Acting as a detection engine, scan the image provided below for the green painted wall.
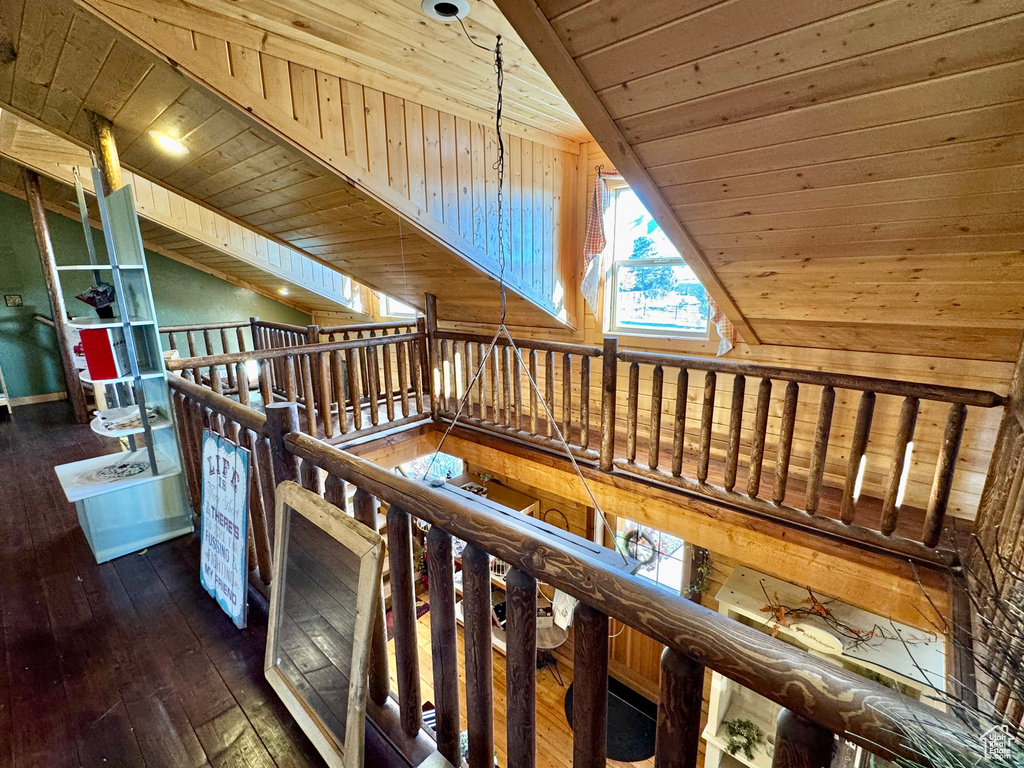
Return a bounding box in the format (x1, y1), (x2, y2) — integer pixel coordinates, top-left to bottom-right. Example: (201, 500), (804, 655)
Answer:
(0, 190), (310, 399)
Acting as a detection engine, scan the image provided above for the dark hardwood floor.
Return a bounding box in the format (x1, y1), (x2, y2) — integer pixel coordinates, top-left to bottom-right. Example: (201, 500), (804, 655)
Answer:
(0, 402), (407, 768)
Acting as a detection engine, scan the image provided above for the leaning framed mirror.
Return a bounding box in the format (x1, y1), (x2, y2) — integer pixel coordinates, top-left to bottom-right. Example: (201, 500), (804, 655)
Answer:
(265, 481), (384, 768)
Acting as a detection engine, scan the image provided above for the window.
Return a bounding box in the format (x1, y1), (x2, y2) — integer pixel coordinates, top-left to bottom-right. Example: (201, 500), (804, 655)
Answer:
(605, 186), (709, 338)
(614, 517), (688, 594)
(379, 293), (417, 318)
(402, 452), (464, 482)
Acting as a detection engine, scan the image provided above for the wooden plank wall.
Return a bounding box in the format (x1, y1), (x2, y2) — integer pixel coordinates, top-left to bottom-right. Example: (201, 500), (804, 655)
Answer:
(143, 24), (579, 313)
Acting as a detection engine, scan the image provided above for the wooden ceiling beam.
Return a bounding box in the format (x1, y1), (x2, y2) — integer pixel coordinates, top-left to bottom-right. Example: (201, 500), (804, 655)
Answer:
(492, 0), (760, 345)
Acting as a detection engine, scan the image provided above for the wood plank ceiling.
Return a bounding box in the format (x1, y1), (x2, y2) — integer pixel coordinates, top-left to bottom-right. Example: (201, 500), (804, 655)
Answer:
(0, 0), (566, 327)
(0, 154), (361, 317)
(497, 0), (1024, 361)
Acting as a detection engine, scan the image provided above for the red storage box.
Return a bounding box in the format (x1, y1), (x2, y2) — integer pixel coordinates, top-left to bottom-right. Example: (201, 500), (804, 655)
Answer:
(80, 327), (131, 381)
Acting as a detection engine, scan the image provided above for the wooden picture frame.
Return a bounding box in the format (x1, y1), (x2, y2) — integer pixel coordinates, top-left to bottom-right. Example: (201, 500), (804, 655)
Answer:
(265, 481), (384, 768)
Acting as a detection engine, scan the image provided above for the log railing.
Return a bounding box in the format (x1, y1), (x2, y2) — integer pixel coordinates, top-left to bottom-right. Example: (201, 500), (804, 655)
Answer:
(166, 373), (981, 768)
(433, 329), (602, 461)
(165, 330), (428, 442)
(165, 298), (1005, 564)
(603, 346), (1002, 564)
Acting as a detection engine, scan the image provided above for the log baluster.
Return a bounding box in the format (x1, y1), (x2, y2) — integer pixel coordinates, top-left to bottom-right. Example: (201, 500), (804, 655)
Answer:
(746, 378), (773, 498)
(300, 458), (323, 496)
(505, 568), (537, 768)
(354, 489), (390, 706)
(649, 364), (664, 470)
(426, 526), (461, 764)
(411, 335), (425, 413)
(626, 361), (640, 463)
(772, 709), (834, 768)
(167, 332), (178, 353)
(222, 329), (236, 389)
(346, 347), (363, 431)
(236, 363), (249, 408)
(253, 435), (277, 578)
(489, 345), (499, 422)
(386, 505), (422, 736)
(284, 356), (298, 403)
(841, 392), (876, 524)
(210, 366), (225, 434)
(367, 344), (381, 426)
(545, 351), (555, 438)
(397, 341), (411, 418)
(805, 385), (835, 513)
(476, 343), (487, 418)
(319, 475), (345, 520)
(236, 325), (246, 354)
(923, 402), (968, 547)
(382, 343), (395, 422)
(573, 603), (608, 768)
(672, 369), (689, 477)
(530, 349), (539, 434)
(259, 360), (273, 411)
(203, 329), (214, 358)
(773, 381), (799, 504)
(655, 648), (704, 768)
(882, 396), (920, 535)
(502, 346), (513, 426)
(697, 371), (716, 483)
(561, 353), (573, 443)
(463, 340), (474, 417)
(463, 545), (494, 768)
(331, 351), (347, 433)
(580, 355), (591, 450)
(440, 339), (451, 412)
(300, 354), (317, 436)
(318, 352), (334, 438)
(513, 346), (523, 430)
(264, 402), (300, 485)
(724, 375), (746, 492)
(187, 331), (200, 383)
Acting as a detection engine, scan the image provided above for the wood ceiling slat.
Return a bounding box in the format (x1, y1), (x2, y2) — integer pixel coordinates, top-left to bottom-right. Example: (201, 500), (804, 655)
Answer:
(39, 13), (114, 133)
(10, 0), (75, 116)
(615, 13), (1024, 144)
(662, 134), (1024, 206)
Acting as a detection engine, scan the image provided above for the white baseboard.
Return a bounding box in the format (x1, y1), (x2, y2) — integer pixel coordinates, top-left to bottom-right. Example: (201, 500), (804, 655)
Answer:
(10, 391), (68, 405)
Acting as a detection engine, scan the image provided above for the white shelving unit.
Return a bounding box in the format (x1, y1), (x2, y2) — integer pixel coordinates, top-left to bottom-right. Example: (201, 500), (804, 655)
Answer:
(53, 173), (192, 563)
(703, 567), (946, 768)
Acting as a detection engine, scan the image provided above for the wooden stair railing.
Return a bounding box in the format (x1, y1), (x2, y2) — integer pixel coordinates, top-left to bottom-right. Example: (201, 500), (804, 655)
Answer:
(167, 376), (980, 768)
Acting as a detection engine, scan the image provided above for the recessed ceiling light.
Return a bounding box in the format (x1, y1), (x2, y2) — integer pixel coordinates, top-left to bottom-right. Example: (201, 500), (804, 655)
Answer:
(421, 0), (470, 21)
(149, 131), (189, 157)
(278, 287), (289, 296)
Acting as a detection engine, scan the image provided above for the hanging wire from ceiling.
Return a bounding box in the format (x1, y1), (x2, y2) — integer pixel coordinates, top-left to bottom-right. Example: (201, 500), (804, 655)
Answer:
(421, 22), (629, 565)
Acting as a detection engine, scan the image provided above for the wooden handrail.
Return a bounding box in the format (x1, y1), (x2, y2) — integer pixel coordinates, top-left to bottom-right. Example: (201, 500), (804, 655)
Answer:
(436, 329), (603, 358)
(165, 332), (426, 369)
(616, 349), (1004, 407)
(320, 320), (417, 335)
(253, 319), (310, 334)
(161, 320), (250, 333)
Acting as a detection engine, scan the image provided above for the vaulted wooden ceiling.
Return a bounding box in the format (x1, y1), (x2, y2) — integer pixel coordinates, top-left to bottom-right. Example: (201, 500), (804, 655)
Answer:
(498, 0), (1024, 361)
(0, 108), (366, 316)
(0, 0), (568, 328)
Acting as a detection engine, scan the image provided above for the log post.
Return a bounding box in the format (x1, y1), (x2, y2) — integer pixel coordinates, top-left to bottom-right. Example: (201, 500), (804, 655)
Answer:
(264, 402), (300, 484)
(86, 111), (122, 195)
(426, 525), (461, 764)
(387, 504), (422, 737)
(600, 336), (618, 472)
(353, 489), (390, 706)
(573, 602), (608, 768)
(463, 544), (494, 768)
(505, 568), (537, 768)
(22, 170), (89, 423)
(655, 648), (704, 768)
(772, 709), (834, 768)
(249, 317), (261, 351)
(425, 293), (440, 418)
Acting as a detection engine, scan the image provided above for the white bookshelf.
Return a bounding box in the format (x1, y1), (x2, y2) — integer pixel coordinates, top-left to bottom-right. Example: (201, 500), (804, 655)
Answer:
(53, 174), (192, 563)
